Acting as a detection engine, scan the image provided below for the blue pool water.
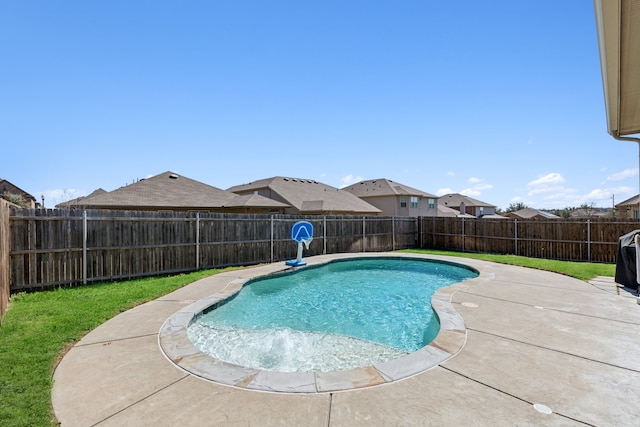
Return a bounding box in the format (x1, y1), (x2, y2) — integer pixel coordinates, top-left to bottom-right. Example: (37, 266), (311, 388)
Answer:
(187, 257), (477, 373)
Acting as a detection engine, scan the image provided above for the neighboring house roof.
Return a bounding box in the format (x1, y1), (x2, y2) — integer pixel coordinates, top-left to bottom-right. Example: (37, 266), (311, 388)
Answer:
(56, 188), (108, 208)
(616, 194), (640, 207)
(507, 208), (560, 220)
(342, 178), (437, 199)
(225, 193), (289, 209)
(479, 214), (508, 219)
(437, 205), (475, 218)
(0, 178), (36, 202)
(62, 171), (287, 211)
(439, 193), (496, 208)
(228, 176), (381, 215)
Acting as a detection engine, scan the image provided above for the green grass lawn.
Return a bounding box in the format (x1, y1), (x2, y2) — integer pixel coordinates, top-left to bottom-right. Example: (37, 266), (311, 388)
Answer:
(0, 252), (616, 426)
(400, 249), (616, 281)
(0, 268), (227, 427)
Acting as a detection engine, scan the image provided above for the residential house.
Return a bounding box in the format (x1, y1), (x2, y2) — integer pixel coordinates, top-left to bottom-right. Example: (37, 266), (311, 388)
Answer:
(227, 176), (381, 215)
(615, 194), (640, 219)
(439, 193), (503, 218)
(55, 171), (289, 213)
(505, 208), (560, 220)
(342, 178), (437, 217)
(437, 204), (475, 218)
(57, 188), (108, 208)
(0, 178), (37, 208)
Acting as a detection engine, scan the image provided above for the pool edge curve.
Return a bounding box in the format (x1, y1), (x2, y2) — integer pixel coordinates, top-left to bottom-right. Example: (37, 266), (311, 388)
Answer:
(158, 252), (487, 394)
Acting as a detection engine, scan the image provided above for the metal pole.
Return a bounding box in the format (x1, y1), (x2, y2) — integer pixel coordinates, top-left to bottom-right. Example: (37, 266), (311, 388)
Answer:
(514, 218), (518, 256)
(82, 210), (87, 285)
(587, 219), (591, 262)
(270, 215), (274, 263)
(461, 217), (465, 252)
(392, 217), (396, 250)
(362, 216), (366, 252)
(323, 216), (327, 254)
(195, 213), (200, 270)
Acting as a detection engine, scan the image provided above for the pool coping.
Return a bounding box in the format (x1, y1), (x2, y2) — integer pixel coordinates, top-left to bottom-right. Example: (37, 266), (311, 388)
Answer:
(158, 253), (491, 393)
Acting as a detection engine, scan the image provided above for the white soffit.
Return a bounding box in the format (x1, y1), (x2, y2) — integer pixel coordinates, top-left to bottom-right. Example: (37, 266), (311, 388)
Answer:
(594, 0), (640, 136)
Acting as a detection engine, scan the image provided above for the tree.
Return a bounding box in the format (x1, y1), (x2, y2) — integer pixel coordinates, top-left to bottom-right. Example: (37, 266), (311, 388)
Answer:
(505, 202), (529, 213)
(1, 192), (30, 208)
(579, 202), (596, 217)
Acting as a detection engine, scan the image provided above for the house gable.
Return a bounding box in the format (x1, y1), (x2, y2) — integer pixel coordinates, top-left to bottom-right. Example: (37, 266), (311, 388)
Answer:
(228, 176), (381, 215)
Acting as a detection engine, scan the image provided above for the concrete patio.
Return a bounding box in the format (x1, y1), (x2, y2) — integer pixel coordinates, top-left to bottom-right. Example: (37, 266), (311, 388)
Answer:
(52, 253), (640, 426)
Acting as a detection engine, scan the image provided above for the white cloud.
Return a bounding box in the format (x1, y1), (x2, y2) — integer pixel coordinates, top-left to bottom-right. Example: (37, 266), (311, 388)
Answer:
(460, 177), (493, 198)
(436, 187), (453, 196)
(527, 186), (563, 196)
(339, 174), (363, 188)
(447, 171), (455, 177)
(460, 188), (481, 197)
(584, 186), (635, 204)
(606, 168), (638, 181)
(584, 189), (611, 201)
(527, 173), (565, 187)
(42, 188), (85, 206)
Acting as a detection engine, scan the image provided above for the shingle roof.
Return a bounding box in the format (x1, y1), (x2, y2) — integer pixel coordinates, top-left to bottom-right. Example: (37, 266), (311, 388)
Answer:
(68, 171), (285, 211)
(437, 204), (475, 218)
(228, 176), (381, 214)
(0, 179), (36, 201)
(342, 178), (437, 198)
(56, 188), (108, 208)
(616, 194), (640, 206)
(439, 193), (496, 208)
(512, 208), (560, 219)
(225, 193), (289, 209)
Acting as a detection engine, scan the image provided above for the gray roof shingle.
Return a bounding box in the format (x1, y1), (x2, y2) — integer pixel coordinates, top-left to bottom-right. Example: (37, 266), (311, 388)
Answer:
(65, 171), (286, 211)
(342, 178), (437, 198)
(228, 176), (381, 214)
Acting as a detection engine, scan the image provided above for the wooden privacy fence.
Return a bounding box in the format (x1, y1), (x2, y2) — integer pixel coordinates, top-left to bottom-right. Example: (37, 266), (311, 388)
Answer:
(8, 209), (418, 292)
(0, 199), (10, 321)
(420, 217), (639, 263)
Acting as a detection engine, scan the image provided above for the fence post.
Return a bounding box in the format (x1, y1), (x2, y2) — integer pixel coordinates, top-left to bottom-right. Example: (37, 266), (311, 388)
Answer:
(587, 219), (591, 262)
(82, 210), (87, 285)
(461, 217), (465, 252)
(270, 215), (274, 263)
(392, 216), (396, 250)
(0, 200), (10, 322)
(362, 216), (366, 252)
(323, 216), (327, 254)
(195, 213), (200, 270)
(514, 218), (518, 256)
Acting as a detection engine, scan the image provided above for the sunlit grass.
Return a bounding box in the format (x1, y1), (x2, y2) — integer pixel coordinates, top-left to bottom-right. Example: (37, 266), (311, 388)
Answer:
(399, 249), (615, 281)
(0, 268), (230, 427)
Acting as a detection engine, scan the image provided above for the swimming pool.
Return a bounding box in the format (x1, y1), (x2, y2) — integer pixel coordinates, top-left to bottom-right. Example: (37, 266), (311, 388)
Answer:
(187, 258), (477, 373)
(159, 253), (481, 393)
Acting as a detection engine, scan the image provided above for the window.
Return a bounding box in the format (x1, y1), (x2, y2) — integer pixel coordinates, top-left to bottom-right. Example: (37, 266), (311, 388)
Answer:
(479, 207), (484, 216)
(400, 196), (407, 208)
(428, 198), (435, 209)
(410, 196), (418, 208)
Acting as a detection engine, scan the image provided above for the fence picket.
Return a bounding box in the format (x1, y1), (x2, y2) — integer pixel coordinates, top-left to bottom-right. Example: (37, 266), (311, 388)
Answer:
(6, 210), (637, 295)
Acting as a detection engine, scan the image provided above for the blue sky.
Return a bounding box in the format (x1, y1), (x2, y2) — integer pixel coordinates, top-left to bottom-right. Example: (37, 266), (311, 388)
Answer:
(1, 1), (637, 210)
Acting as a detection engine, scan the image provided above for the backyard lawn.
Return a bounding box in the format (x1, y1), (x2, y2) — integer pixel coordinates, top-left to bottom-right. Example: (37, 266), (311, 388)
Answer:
(0, 251), (615, 426)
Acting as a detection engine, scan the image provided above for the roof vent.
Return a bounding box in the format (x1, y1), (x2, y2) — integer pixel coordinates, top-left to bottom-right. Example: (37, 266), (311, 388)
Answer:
(169, 174), (179, 179)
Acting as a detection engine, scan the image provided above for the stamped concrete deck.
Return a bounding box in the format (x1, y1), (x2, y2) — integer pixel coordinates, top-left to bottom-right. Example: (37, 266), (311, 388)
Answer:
(52, 253), (640, 426)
